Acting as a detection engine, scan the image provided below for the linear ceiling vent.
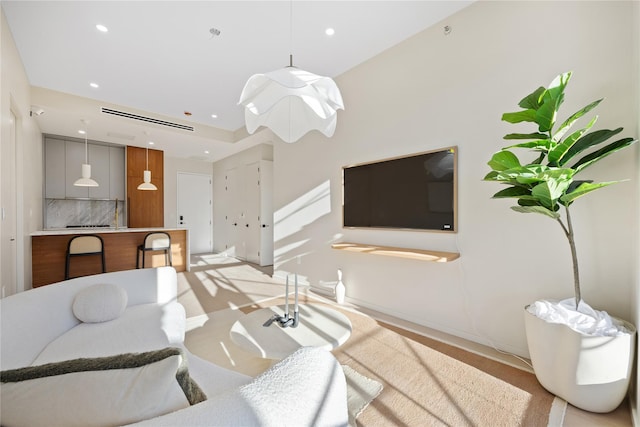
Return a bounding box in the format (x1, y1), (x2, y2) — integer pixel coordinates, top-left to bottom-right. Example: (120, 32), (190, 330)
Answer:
(101, 107), (194, 132)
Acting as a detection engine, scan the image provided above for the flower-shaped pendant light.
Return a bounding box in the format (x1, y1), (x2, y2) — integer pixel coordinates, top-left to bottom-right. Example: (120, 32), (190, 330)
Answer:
(74, 120), (99, 187)
(239, 56), (344, 143)
(238, 2), (344, 143)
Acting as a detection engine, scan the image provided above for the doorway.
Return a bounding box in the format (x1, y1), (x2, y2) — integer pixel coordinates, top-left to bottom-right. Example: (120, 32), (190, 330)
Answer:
(177, 172), (213, 254)
(1, 110), (18, 297)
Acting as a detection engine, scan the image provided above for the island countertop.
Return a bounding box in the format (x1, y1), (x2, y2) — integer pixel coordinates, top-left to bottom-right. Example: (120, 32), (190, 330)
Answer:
(31, 227), (187, 236)
(31, 228), (189, 287)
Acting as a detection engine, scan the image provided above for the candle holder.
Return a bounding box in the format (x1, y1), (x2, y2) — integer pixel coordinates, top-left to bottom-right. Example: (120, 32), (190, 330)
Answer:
(263, 273), (300, 328)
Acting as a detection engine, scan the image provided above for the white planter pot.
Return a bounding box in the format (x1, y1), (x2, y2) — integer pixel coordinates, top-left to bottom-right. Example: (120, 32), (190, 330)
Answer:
(524, 308), (636, 413)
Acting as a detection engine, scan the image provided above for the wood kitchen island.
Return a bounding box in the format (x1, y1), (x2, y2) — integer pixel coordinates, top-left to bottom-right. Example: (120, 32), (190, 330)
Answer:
(31, 228), (188, 287)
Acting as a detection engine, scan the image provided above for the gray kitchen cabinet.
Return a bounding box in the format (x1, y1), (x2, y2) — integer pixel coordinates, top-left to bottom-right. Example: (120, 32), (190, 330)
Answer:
(46, 137), (125, 200)
(88, 144), (110, 199)
(44, 138), (66, 199)
(109, 146), (125, 200)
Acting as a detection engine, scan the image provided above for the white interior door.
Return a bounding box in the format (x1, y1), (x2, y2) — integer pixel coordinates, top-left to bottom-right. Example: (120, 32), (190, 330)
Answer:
(177, 172), (212, 254)
(1, 111), (17, 297)
(259, 160), (274, 266)
(244, 161), (274, 266)
(245, 162), (260, 264)
(225, 167), (244, 259)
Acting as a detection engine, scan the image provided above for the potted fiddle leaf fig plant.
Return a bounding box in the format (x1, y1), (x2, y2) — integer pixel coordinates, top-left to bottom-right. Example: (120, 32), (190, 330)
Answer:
(484, 71), (638, 413)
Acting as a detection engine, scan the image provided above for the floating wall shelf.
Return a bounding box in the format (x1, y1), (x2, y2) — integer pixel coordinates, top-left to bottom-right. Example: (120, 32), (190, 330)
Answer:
(331, 242), (460, 263)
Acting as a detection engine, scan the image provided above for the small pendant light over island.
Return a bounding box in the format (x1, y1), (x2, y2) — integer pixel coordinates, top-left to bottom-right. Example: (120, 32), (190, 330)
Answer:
(73, 120), (99, 187)
(137, 144), (157, 191)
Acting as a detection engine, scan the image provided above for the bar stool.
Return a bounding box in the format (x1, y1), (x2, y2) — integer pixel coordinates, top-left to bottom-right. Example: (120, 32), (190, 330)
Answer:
(65, 235), (106, 280)
(137, 232), (172, 268)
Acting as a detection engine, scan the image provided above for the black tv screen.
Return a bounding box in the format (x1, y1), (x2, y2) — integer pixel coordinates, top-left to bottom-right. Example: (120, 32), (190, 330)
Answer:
(342, 147), (457, 232)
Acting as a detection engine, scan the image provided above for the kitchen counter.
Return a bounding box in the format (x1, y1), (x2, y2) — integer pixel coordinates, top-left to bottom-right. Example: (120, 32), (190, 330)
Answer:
(31, 227), (181, 236)
(31, 228), (189, 287)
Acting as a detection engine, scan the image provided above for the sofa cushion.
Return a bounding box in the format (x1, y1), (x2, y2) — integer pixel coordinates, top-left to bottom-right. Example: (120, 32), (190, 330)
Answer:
(129, 347), (348, 427)
(73, 283), (128, 323)
(33, 303), (186, 366)
(0, 347), (206, 427)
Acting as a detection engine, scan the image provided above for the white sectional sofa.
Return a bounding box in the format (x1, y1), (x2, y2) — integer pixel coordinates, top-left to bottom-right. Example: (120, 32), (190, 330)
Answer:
(0, 267), (348, 426)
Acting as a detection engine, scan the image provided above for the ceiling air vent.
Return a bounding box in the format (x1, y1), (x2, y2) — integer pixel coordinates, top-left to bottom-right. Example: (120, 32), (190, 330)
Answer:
(101, 107), (194, 131)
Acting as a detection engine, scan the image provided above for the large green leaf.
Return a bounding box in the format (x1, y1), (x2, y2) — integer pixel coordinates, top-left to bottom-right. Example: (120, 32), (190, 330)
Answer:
(488, 169), (520, 184)
(517, 198), (543, 207)
(552, 99), (602, 142)
(535, 98), (559, 133)
(483, 170), (500, 181)
(535, 72), (571, 133)
(504, 139), (554, 151)
(531, 179), (572, 210)
(502, 109), (537, 124)
(571, 137), (638, 172)
(487, 150), (520, 171)
(548, 116), (598, 166)
(492, 186), (531, 198)
(518, 86), (546, 109)
(515, 175), (545, 185)
(494, 165), (548, 185)
(560, 181), (619, 204)
(541, 167), (573, 177)
(512, 205), (561, 219)
(566, 179), (593, 194)
(503, 132), (549, 140)
(561, 128), (623, 164)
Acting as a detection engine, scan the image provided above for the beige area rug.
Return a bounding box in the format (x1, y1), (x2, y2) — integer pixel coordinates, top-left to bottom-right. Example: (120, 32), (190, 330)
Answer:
(332, 306), (558, 427)
(179, 256), (559, 426)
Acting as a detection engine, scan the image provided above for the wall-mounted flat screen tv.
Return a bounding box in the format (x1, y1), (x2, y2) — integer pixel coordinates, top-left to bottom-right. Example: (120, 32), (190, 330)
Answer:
(342, 146), (457, 232)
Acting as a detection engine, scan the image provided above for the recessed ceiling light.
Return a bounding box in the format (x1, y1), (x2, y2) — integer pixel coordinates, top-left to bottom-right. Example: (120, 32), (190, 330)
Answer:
(204, 150), (210, 154)
(96, 24), (108, 33)
(89, 82), (99, 88)
(325, 28), (335, 36)
(148, 141), (155, 145)
(211, 114), (218, 119)
(78, 130), (86, 135)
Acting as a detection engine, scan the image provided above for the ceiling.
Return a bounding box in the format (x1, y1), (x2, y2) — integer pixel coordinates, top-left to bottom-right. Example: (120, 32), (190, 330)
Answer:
(3, 1), (474, 161)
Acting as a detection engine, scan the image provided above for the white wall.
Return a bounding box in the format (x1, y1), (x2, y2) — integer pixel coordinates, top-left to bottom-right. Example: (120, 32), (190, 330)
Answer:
(632, 0), (640, 422)
(273, 0), (639, 357)
(1, 9), (43, 292)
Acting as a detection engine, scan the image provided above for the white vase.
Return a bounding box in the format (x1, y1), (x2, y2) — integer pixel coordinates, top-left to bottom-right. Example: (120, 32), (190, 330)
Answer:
(335, 269), (345, 305)
(524, 308), (636, 413)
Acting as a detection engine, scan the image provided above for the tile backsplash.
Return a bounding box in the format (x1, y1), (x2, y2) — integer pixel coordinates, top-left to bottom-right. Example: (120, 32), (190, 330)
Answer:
(45, 199), (126, 229)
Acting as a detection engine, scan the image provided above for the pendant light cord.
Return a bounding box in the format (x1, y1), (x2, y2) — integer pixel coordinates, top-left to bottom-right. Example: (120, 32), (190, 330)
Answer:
(84, 125), (88, 163)
(288, 0), (294, 140)
(289, 0), (294, 67)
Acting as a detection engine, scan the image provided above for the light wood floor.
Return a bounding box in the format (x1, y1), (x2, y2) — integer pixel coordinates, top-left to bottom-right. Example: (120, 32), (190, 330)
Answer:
(179, 254), (633, 426)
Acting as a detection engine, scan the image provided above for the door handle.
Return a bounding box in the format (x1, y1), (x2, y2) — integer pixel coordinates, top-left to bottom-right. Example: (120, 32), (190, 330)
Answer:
(261, 224), (269, 228)
(245, 224), (249, 227)
(233, 223), (238, 226)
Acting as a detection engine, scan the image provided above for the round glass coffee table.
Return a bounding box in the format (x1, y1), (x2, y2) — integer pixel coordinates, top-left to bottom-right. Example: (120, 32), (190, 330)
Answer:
(230, 303), (352, 360)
